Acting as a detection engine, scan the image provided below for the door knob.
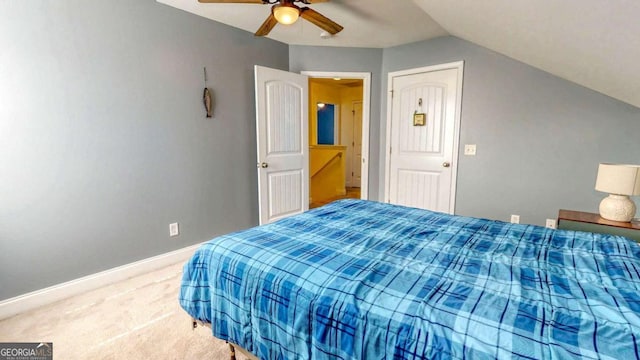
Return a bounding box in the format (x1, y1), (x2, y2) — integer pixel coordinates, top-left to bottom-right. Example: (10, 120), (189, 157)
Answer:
(260, 162), (269, 168)
(442, 162), (451, 168)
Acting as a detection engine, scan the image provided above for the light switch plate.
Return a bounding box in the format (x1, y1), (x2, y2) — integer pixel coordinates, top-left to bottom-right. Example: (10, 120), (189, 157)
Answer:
(169, 222), (179, 237)
(464, 144), (477, 156)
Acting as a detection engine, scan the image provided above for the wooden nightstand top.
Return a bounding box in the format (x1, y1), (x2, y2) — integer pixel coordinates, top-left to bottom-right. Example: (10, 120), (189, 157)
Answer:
(558, 209), (640, 230)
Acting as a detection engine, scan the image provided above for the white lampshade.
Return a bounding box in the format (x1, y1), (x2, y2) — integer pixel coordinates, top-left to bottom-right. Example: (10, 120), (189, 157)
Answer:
(595, 163), (640, 195)
(273, 5), (299, 25)
(595, 163), (640, 222)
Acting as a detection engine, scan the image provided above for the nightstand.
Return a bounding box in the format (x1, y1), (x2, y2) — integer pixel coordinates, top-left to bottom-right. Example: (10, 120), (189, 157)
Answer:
(557, 209), (640, 242)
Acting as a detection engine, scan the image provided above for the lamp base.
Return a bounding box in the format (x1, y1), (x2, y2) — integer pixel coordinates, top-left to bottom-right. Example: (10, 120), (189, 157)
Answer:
(599, 194), (636, 222)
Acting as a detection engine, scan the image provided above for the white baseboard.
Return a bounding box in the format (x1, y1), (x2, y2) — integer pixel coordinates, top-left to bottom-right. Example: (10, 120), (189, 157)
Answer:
(0, 243), (203, 321)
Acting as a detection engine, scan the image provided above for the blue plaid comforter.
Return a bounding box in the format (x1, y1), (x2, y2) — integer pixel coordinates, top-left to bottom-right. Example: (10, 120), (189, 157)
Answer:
(180, 199), (640, 359)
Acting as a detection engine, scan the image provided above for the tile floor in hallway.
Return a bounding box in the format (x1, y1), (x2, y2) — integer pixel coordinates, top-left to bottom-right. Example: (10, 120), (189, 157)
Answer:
(309, 187), (361, 209)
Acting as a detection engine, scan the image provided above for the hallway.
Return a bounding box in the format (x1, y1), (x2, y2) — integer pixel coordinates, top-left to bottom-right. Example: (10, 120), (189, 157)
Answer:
(309, 187), (361, 209)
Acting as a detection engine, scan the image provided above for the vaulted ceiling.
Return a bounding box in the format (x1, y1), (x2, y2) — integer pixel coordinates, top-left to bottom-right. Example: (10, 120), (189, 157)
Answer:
(157, 0), (640, 109)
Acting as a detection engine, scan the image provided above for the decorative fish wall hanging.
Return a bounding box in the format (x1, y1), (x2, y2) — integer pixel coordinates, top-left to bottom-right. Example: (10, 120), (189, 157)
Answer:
(203, 67), (213, 118)
(203, 87), (213, 118)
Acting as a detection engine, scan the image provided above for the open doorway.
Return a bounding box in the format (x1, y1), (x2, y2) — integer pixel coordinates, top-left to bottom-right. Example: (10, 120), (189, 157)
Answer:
(302, 72), (371, 208)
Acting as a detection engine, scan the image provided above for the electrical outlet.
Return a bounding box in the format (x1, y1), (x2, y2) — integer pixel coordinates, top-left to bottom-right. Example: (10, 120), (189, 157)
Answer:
(510, 215), (520, 224)
(464, 144), (477, 156)
(169, 222), (179, 237)
(546, 219), (557, 229)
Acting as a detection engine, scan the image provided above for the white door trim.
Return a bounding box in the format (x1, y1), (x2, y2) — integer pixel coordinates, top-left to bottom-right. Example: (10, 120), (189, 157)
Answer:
(301, 71), (371, 200)
(384, 61), (464, 214)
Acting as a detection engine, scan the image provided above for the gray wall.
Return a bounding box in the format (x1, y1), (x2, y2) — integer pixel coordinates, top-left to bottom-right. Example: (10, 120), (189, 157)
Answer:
(0, 0), (288, 300)
(381, 36), (640, 225)
(3, 5), (638, 301)
(289, 46), (384, 200)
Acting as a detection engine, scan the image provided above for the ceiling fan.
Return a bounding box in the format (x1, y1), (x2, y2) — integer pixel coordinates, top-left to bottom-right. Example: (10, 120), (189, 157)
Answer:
(197, 0), (344, 37)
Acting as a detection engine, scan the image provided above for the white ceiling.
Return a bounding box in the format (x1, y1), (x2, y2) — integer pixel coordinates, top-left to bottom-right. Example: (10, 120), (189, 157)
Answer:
(158, 0), (640, 109)
(157, 0), (448, 48)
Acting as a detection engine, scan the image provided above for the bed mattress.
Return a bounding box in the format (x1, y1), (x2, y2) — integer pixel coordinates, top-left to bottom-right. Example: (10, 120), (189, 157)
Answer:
(180, 199), (640, 359)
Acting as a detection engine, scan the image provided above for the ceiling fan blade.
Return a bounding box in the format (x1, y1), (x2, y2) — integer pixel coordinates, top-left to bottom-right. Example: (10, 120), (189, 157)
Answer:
(255, 12), (278, 36)
(299, 7), (343, 35)
(198, 0), (265, 3)
(301, 0), (330, 3)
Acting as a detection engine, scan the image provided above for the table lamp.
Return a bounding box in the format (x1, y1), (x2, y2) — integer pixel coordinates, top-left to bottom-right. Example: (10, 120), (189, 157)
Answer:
(595, 163), (640, 222)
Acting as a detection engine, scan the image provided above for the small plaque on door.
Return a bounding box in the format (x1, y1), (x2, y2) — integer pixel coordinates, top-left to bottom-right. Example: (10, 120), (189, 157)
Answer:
(413, 113), (426, 126)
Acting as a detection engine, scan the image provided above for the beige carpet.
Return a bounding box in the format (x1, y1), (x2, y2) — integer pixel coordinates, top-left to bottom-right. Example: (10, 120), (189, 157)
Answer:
(0, 262), (250, 360)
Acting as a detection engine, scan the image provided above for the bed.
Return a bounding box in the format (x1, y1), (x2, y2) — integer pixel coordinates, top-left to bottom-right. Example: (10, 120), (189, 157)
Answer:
(180, 199), (640, 359)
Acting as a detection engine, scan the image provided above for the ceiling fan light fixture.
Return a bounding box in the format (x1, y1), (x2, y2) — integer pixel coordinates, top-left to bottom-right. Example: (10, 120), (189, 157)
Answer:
(273, 4), (300, 25)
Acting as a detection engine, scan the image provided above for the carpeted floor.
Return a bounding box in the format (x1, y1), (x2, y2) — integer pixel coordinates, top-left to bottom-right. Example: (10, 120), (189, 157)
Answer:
(0, 262), (249, 360)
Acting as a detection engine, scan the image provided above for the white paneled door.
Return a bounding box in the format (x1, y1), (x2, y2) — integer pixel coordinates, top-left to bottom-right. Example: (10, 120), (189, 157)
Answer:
(255, 65), (309, 225)
(386, 62), (463, 213)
